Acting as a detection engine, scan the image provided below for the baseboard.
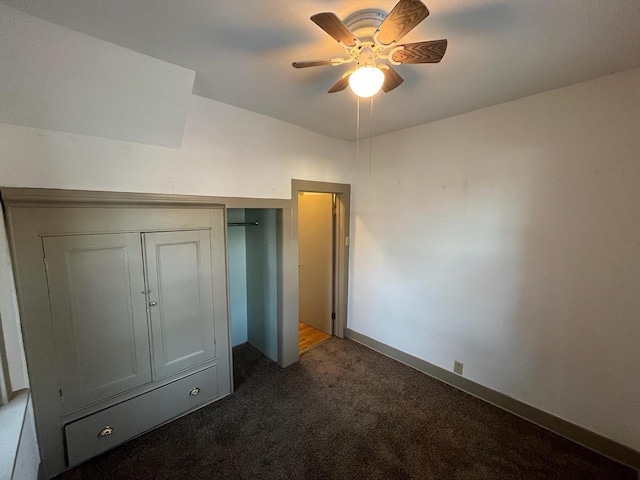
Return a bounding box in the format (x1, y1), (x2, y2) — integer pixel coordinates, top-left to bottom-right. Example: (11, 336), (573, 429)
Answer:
(346, 328), (640, 473)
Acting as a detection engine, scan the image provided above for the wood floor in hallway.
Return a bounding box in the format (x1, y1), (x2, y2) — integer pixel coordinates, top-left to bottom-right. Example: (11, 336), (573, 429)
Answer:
(299, 322), (330, 353)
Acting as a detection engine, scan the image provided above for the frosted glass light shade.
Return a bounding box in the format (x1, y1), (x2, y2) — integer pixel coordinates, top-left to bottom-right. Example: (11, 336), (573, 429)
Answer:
(349, 66), (384, 98)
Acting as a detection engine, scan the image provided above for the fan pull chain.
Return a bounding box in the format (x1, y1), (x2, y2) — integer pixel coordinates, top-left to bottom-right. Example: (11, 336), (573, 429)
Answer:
(369, 96), (373, 175)
(356, 95), (360, 169)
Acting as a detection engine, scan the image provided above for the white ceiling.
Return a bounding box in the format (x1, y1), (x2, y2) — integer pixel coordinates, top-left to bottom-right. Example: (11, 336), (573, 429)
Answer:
(3, 0), (640, 141)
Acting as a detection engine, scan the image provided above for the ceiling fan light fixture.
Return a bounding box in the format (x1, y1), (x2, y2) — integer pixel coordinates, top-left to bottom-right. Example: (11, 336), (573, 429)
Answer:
(349, 65), (384, 98)
(293, 1), (447, 96)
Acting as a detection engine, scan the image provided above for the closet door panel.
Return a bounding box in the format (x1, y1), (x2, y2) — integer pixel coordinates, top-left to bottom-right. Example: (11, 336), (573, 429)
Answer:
(144, 230), (216, 379)
(43, 234), (152, 414)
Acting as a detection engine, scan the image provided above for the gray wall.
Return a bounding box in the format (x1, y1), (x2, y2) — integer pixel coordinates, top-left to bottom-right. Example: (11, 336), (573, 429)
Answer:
(227, 209), (248, 347)
(245, 209), (278, 362)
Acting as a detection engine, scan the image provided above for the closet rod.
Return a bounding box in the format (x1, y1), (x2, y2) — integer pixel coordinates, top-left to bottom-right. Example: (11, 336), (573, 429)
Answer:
(227, 221), (259, 227)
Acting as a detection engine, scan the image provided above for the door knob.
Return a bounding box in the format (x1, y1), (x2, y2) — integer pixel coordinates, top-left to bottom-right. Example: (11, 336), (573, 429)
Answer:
(149, 301), (158, 307)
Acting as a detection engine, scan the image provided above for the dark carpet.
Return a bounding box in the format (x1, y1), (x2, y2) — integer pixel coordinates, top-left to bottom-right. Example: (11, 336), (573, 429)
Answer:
(57, 338), (636, 480)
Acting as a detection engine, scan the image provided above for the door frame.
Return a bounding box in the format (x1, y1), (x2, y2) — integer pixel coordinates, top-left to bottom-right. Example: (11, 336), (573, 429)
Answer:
(292, 180), (351, 340)
(219, 197), (295, 368)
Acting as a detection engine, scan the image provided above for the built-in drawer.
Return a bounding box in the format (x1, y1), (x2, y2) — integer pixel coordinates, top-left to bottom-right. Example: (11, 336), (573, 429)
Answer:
(65, 365), (218, 467)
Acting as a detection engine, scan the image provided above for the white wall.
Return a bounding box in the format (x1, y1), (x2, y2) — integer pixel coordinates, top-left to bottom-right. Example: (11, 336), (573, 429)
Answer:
(349, 67), (640, 451)
(0, 4), (195, 148)
(0, 92), (353, 197)
(0, 6), (353, 196)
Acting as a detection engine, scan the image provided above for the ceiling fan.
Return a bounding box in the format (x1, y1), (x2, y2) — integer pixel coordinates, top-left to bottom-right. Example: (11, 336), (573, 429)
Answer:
(292, 0), (447, 98)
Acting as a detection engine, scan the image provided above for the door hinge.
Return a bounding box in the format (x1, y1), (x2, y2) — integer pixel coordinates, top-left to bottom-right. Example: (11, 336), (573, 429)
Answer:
(331, 312), (336, 320)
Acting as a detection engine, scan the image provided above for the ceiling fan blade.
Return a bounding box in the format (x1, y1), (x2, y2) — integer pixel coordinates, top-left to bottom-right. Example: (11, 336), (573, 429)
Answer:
(292, 59), (336, 68)
(391, 39), (448, 64)
(377, 0), (430, 45)
(380, 65), (404, 93)
(328, 69), (354, 93)
(311, 12), (358, 47)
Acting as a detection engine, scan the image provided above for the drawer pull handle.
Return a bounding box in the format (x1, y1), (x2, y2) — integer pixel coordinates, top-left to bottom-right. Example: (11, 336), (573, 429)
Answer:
(98, 426), (113, 437)
(189, 387), (200, 397)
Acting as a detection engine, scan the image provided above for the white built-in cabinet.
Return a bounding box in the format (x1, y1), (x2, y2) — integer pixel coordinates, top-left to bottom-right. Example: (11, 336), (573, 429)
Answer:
(2, 189), (233, 479)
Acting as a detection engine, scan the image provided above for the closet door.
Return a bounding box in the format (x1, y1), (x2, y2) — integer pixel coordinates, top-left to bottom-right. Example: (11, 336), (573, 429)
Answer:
(43, 234), (152, 414)
(143, 230), (217, 379)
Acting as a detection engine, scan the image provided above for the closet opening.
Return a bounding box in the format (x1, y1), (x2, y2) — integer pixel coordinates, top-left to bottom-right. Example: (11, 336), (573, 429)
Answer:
(225, 181), (350, 368)
(228, 208), (279, 365)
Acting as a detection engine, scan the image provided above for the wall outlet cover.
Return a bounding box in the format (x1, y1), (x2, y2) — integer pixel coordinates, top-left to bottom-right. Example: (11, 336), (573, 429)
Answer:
(454, 360), (463, 375)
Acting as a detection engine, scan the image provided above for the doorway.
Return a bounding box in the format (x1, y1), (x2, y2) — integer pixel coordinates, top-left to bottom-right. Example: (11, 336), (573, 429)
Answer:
(298, 192), (334, 352)
(292, 180), (351, 355)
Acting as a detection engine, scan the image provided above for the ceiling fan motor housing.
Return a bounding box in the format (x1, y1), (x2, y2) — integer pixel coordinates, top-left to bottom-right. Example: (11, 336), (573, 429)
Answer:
(344, 9), (387, 42)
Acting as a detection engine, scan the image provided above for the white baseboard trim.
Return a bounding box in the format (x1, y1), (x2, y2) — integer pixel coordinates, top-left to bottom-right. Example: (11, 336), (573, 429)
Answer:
(346, 328), (640, 474)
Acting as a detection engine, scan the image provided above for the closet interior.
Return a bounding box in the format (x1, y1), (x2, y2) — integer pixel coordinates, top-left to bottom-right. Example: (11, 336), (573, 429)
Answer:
(227, 208), (279, 362)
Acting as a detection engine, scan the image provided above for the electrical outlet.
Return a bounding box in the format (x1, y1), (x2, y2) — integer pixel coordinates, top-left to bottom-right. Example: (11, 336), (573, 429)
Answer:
(454, 360), (463, 375)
